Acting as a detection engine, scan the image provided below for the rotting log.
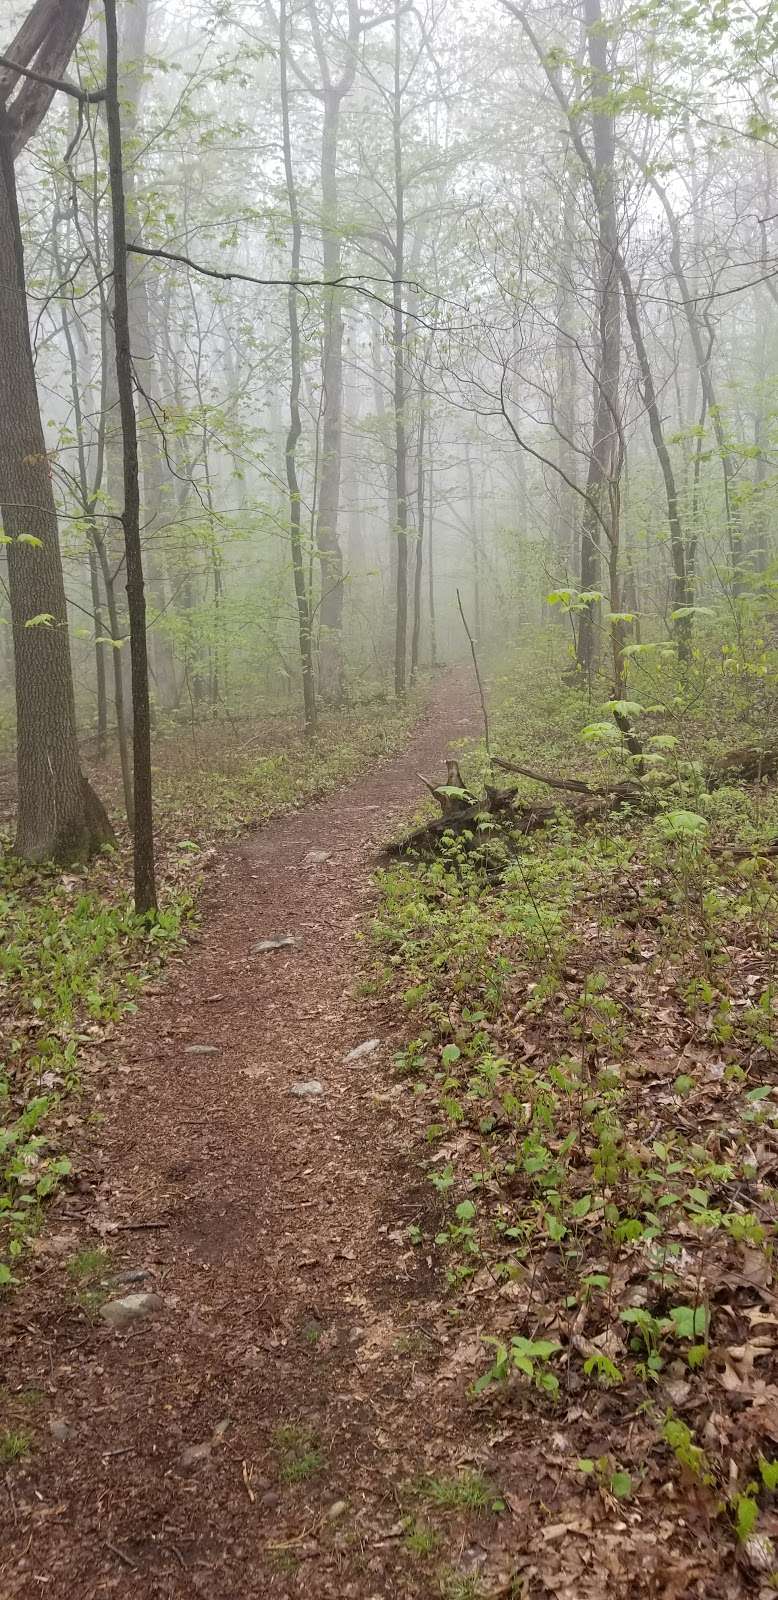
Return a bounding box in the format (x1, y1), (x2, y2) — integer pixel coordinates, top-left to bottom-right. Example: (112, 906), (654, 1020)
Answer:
(707, 744), (778, 786)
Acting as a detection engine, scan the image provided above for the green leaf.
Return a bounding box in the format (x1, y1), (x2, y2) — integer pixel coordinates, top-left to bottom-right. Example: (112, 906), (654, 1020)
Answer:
(17, 533), (43, 547)
(657, 809), (709, 839)
(668, 1303), (708, 1340)
(732, 1492), (759, 1541)
(455, 1199), (476, 1222)
(610, 1471), (632, 1499)
(24, 612), (56, 628)
(605, 700), (644, 718)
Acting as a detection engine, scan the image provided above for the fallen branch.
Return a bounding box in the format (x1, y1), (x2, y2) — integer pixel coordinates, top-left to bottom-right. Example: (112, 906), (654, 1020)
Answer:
(492, 756), (598, 796)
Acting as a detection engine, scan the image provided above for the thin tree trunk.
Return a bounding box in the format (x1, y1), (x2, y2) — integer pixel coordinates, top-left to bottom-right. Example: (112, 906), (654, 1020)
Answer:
(427, 458), (437, 667)
(618, 260), (690, 659)
(410, 369), (426, 685)
(279, 1), (316, 731)
(315, 85), (347, 703)
(392, 0), (408, 698)
(104, 0), (156, 912)
(577, 0), (621, 683)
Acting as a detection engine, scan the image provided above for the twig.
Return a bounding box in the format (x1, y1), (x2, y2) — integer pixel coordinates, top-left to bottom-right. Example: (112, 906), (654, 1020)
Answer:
(106, 1542), (139, 1571)
(456, 588), (490, 760)
(116, 1220), (170, 1232)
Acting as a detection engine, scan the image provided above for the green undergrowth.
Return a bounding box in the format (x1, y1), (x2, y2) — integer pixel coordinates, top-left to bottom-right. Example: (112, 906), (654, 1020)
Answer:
(0, 690), (420, 1285)
(373, 634), (778, 1574)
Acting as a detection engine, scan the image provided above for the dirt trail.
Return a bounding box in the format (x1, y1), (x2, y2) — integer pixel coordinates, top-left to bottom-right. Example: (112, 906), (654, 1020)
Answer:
(4, 674), (493, 1600)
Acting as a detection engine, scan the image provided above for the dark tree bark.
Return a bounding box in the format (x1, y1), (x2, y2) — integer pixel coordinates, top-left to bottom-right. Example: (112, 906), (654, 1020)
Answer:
(120, 0), (177, 711)
(392, 0), (409, 699)
(103, 0), (156, 913)
(0, 0), (113, 863)
(279, 0), (316, 732)
(577, 0), (622, 683)
(283, 0), (362, 705)
(410, 363), (427, 686)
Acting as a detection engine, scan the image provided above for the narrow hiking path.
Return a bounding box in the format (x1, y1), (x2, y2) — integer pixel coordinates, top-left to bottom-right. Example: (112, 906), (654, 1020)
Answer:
(3, 674), (510, 1600)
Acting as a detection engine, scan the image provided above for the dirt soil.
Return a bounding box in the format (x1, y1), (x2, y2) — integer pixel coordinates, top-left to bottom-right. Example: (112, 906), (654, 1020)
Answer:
(2, 673), (529, 1600)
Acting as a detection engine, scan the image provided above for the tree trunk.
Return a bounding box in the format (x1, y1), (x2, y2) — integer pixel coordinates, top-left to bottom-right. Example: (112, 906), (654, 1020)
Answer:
(121, 0), (178, 711)
(576, 0), (621, 683)
(279, 0), (316, 732)
(104, 0), (156, 912)
(0, 109), (113, 862)
(427, 459), (438, 667)
(392, 0), (409, 699)
(315, 87), (346, 704)
(410, 369), (426, 685)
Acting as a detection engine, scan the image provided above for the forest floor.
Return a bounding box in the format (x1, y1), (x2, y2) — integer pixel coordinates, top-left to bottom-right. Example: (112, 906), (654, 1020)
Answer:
(2, 663), (778, 1600)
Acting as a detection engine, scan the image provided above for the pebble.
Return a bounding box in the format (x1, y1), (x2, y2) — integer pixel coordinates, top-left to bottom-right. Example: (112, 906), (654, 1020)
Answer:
(289, 1080), (324, 1097)
(184, 1045), (218, 1056)
(49, 1418), (72, 1442)
(327, 1500), (348, 1521)
(343, 1039), (380, 1062)
(303, 850), (331, 866)
(99, 1292), (165, 1329)
(110, 1268), (152, 1287)
(253, 935), (298, 953)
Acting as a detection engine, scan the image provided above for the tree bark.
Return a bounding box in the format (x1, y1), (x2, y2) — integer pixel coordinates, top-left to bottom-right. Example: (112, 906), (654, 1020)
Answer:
(0, 5), (112, 863)
(103, 0), (156, 913)
(577, 0), (621, 683)
(392, 0), (409, 699)
(279, 0), (316, 732)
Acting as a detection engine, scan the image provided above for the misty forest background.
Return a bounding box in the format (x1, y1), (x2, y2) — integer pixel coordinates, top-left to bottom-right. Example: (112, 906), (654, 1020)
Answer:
(3, 0), (778, 883)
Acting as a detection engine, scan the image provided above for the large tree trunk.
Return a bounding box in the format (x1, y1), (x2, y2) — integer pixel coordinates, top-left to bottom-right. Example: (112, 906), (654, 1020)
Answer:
(0, 109), (112, 862)
(0, 0), (112, 862)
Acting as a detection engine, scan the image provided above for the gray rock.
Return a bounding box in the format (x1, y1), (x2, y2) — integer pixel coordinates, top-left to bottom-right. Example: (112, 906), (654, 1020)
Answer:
(343, 1038), (380, 1063)
(327, 1500), (348, 1521)
(303, 850), (331, 866)
(289, 1080), (324, 1097)
(49, 1418), (72, 1442)
(253, 935), (299, 953)
(184, 1044), (219, 1056)
(110, 1268), (152, 1287)
(99, 1292), (165, 1329)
